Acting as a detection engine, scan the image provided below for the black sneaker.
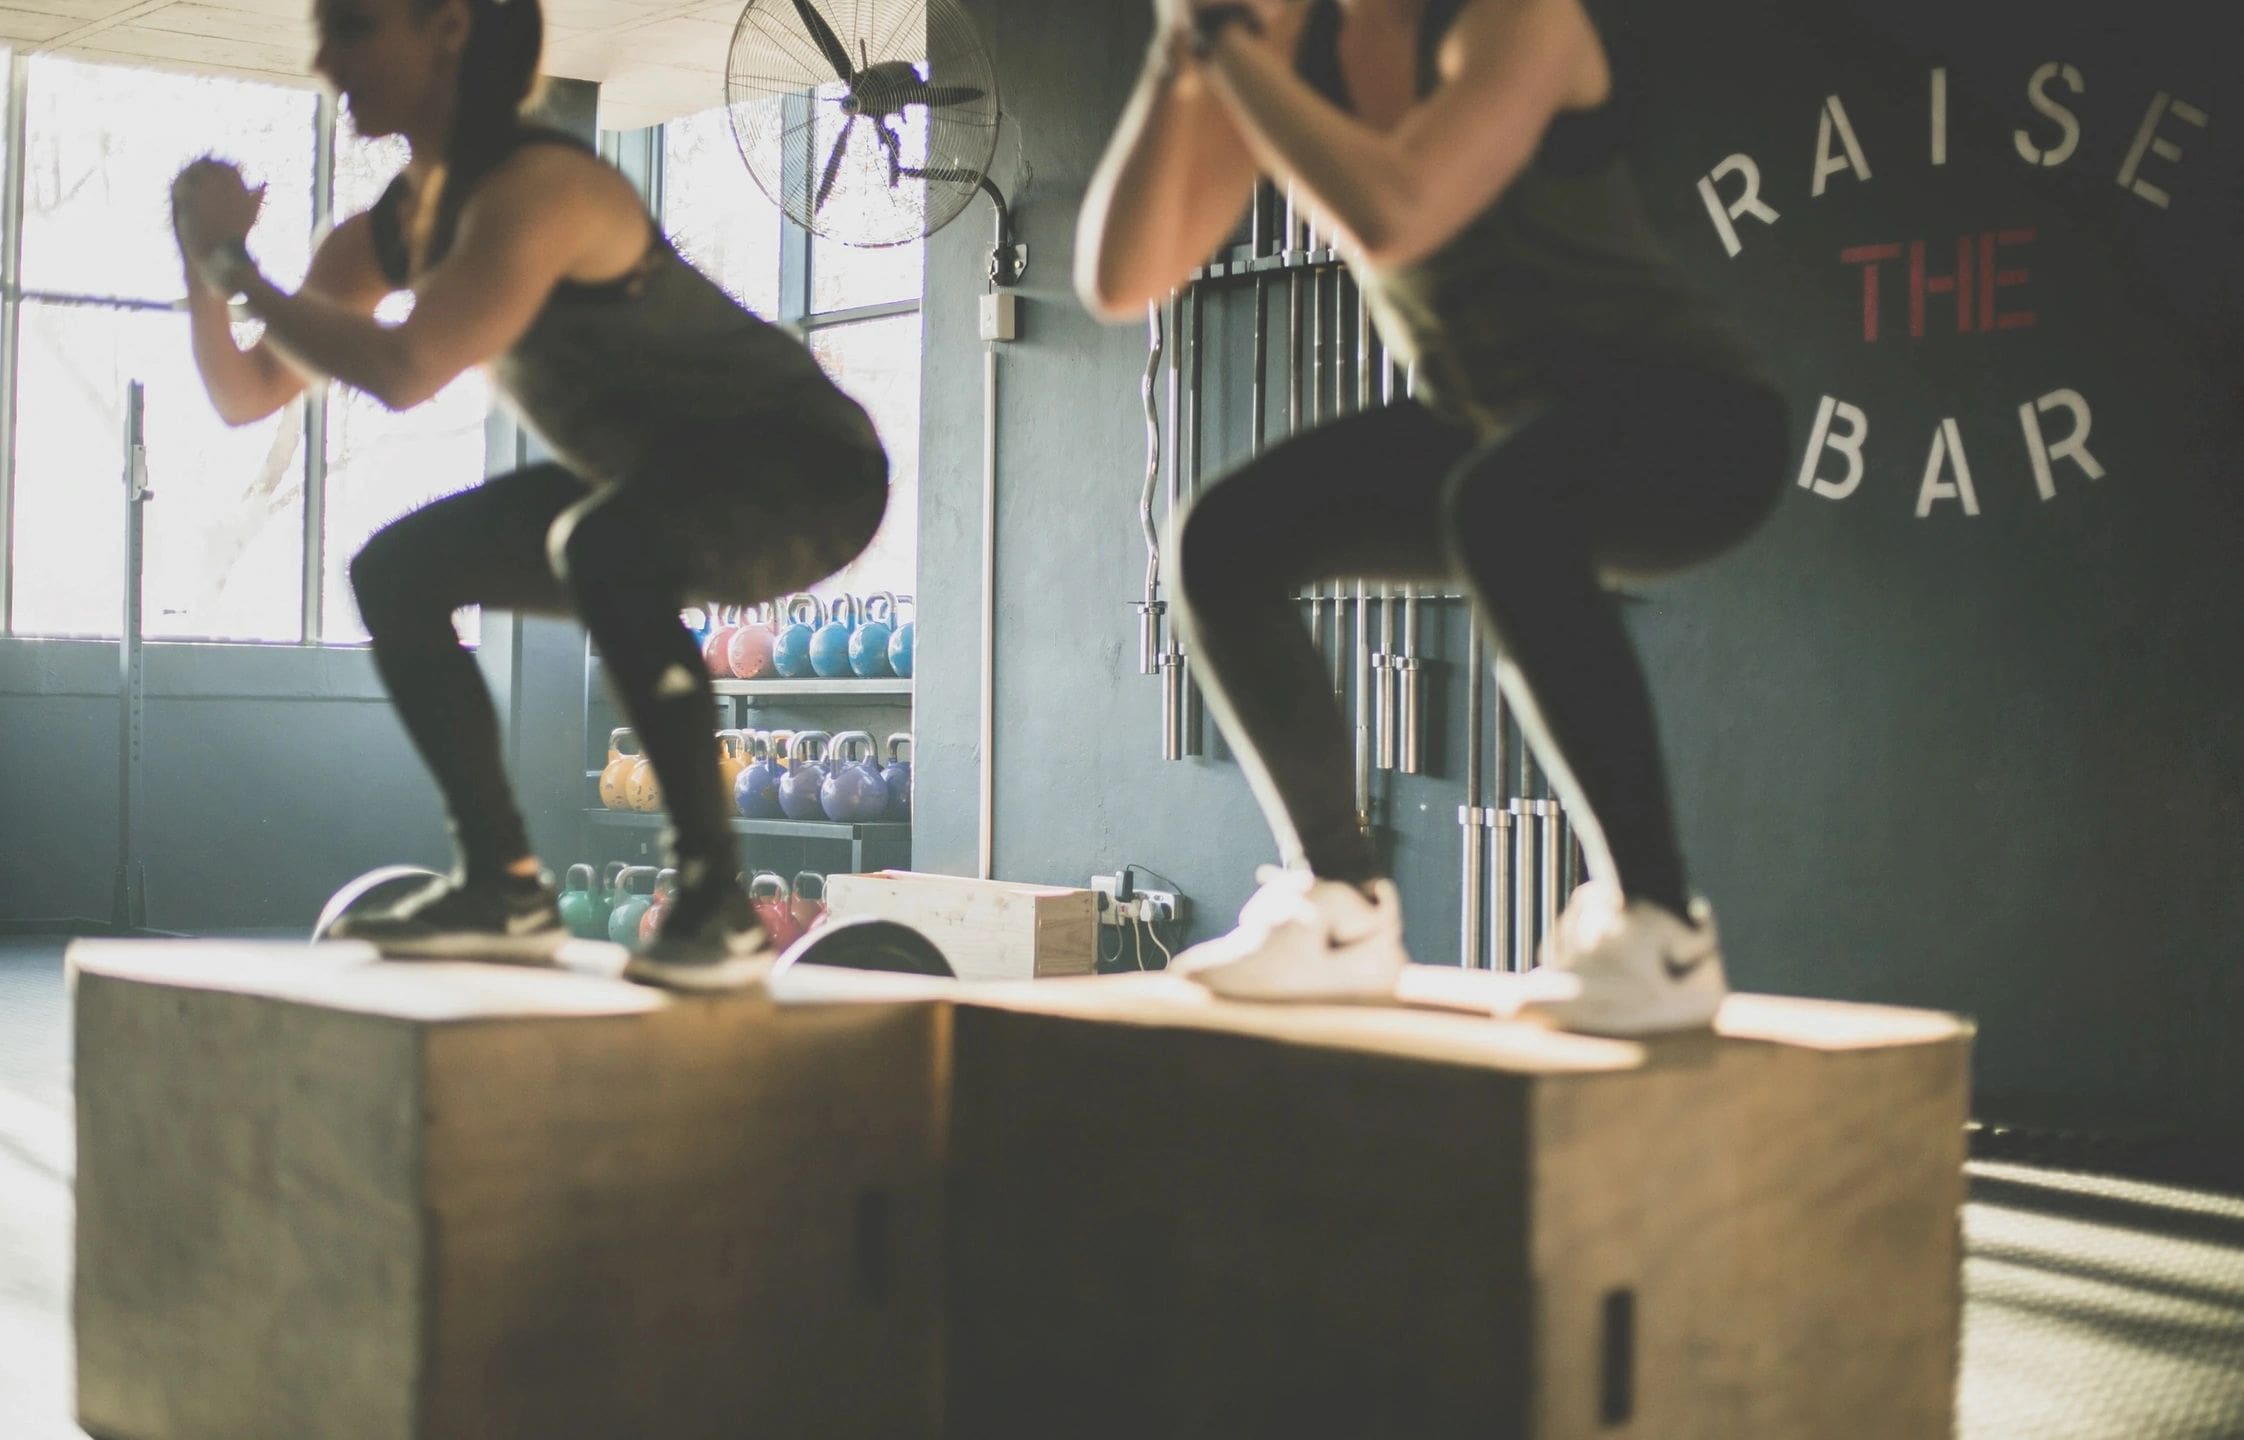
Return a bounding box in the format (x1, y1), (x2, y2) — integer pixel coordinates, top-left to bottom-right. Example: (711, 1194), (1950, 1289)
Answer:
(328, 871), (567, 962)
(622, 875), (774, 992)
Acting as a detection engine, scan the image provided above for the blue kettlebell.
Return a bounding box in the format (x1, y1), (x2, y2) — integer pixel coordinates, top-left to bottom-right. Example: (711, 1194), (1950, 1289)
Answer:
(820, 731), (890, 822)
(778, 731), (832, 822)
(771, 593), (824, 678)
(733, 732), (784, 819)
(881, 733), (912, 821)
(849, 593), (896, 678)
(809, 594), (860, 679)
(887, 595), (915, 678)
(681, 604), (714, 647)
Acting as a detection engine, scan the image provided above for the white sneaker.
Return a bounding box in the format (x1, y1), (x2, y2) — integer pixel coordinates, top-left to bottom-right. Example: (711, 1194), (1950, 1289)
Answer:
(1516, 881), (1728, 1036)
(1173, 867), (1409, 1002)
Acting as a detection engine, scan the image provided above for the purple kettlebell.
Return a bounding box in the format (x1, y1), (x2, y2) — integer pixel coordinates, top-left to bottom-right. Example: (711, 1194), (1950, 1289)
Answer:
(819, 731), (890, 823)
(733, 732), (784, 819)
(880, 733), (912, 821)
(778, 731), (832, 822)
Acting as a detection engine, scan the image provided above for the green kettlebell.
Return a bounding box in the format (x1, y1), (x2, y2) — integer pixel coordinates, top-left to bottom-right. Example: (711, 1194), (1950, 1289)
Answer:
(558, 864), (604, 939)
(608, 866), (658, 946)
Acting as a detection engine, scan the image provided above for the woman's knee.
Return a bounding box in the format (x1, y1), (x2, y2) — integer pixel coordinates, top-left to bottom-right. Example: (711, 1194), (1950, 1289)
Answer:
(1172, 484), (1284, 622)
(348, 520), (433, 635)
(546, 492), (641, 599)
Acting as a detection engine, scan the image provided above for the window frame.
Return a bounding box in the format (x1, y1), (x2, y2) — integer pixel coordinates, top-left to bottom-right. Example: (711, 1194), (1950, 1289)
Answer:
(0, 54), (486, 646)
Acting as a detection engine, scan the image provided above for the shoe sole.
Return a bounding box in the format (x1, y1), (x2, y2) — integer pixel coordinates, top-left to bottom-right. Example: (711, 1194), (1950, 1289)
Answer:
(345, 927), (571, 965)
(1517, 983), (1727, 1037)
(621, 951), (772, 993)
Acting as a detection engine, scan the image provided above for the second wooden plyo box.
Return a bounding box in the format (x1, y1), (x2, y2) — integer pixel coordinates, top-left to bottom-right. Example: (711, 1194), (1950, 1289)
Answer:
(822, 869), (1099, 981)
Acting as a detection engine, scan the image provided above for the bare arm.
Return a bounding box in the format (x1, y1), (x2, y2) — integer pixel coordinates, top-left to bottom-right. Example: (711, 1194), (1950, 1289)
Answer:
(226, 148), (630, 412)
(1074, 13), (1310, 322)
(185, 212), (390, 427)
(1197, 0), (1605, 271)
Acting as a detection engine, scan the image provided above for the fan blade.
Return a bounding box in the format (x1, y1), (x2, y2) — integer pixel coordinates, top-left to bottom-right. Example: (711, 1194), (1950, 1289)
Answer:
(791, 0), (855, 84)
(815, 114), (857, 213)
(876, 122), (902, 187)
(909, 84), (987, 109)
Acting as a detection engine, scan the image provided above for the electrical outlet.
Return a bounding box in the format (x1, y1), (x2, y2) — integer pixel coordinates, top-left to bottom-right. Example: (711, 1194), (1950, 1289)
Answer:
(1090, 873), (1188, 928)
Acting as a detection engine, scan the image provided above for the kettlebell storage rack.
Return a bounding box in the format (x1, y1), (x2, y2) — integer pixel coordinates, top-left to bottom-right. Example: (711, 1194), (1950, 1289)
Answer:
(1133, 183), (1594, 974)
(578, 647), (913, 874)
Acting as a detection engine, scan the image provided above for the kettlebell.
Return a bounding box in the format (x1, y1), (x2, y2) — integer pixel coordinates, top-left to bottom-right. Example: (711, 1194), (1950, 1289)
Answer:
(734, 733), (784, 819)
(778, 731), (832, 822)
(772, 594), (824, 678)
(820, 731), (890, 823)
(608, 866), (658, 946)
(850, 593), (897, 678)
(809, 594), (861, 679)
(681, 605), (714, 647)
(639, 868), (678, 946)
(750, 872), (799, 947)
(702, 605), (741, 678)
(600, 861), (628, 927)
(769, 729), (795, 769)
(716, 729), (749, 800)
(725, 601), (779, 681)
(881, 733), (912, 821)
(558, 864), (604, 939)
(626, 747), (663, 813)
(790, 871), (828, 935)
(887, 596), (916, 679)
(598, 729), (641, 811)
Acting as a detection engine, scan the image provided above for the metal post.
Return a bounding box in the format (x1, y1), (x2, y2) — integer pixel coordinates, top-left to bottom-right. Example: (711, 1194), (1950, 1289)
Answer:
(1459, 626), (1485, 970)
(114, 382), (150, 931)
(1489, 678), (1512, 972)
(1538, 796), (1563, 943)
(1511, 736), (1535, 973)
(1181, 279), (1205, 757)
(1135, 304), (1165, 676)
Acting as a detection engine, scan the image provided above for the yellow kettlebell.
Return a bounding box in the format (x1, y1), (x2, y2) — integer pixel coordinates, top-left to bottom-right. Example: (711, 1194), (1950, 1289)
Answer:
(716, 729), (749, 800)
(599, 729), (640, 811)
(627, 748), (663, 813)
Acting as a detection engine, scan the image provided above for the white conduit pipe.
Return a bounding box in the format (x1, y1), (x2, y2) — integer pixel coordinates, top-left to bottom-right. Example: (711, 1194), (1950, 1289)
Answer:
(978, 343), (999, 880)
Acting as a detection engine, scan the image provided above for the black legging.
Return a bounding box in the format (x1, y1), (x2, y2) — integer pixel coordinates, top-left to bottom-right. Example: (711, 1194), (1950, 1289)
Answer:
(1174, 363), (1789, 916)
(350, 429), (886, 883)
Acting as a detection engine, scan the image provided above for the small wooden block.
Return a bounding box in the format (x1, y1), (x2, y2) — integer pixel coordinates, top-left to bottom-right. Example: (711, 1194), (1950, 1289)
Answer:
(70, 941), (948, 1440)
(942, 974), (1973, 1440)
(822, 870), (1098, 981)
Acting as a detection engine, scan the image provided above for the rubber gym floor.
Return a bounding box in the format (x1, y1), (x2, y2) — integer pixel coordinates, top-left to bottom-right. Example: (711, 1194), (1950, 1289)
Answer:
(4, 937), (2240, 1439)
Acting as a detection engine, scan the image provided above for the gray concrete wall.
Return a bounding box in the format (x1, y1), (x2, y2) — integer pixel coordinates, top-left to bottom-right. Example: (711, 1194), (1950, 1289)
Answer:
(915, 0), (2244, 1141)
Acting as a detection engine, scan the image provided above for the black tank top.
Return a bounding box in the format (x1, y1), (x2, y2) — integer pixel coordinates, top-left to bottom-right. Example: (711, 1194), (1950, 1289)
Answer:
(368, 128), (876, 484)
(1292, 0), (1764, 436)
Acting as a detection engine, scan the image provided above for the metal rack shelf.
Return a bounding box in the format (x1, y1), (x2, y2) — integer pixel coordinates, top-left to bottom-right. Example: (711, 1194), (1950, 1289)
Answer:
(583, 809), (909, 870)
(711, 677), (913, 703)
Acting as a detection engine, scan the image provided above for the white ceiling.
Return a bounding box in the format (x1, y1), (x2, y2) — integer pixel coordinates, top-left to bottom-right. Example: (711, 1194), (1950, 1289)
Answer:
(0, 0), (745, 132)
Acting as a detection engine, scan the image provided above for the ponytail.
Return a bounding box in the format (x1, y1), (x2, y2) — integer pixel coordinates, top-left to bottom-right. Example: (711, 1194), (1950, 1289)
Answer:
(410, 0), (546, 268)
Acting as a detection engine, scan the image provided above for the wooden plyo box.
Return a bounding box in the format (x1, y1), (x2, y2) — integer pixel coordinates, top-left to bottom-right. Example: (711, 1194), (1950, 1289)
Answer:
(942, 974), (1973, 1440)
(822, 870), (1098, 981)
(70, 942), (948, 1440)
(72, 946), (1970, 1440)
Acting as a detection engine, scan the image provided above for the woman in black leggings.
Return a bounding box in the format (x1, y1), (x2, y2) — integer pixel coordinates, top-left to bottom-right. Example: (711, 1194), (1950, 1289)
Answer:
(171, 0), (884, 989)
(1079, 0), (1788, 1034)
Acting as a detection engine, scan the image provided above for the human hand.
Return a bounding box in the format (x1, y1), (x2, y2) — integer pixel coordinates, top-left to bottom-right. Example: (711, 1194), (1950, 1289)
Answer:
(170, 158), (264, 270)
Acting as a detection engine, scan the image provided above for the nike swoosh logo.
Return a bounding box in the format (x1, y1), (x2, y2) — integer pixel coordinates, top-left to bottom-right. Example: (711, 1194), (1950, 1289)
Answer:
(508, 913), (557, 936)
(1663, 949), (1715, 981)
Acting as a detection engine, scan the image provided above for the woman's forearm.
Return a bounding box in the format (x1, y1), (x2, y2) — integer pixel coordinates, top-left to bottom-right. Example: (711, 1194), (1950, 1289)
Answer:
(1195, 27), (1419, 266)
(184, 279), (303, 427)
(236, 265), (415, 410)
(1077, 37), (1259, 318)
